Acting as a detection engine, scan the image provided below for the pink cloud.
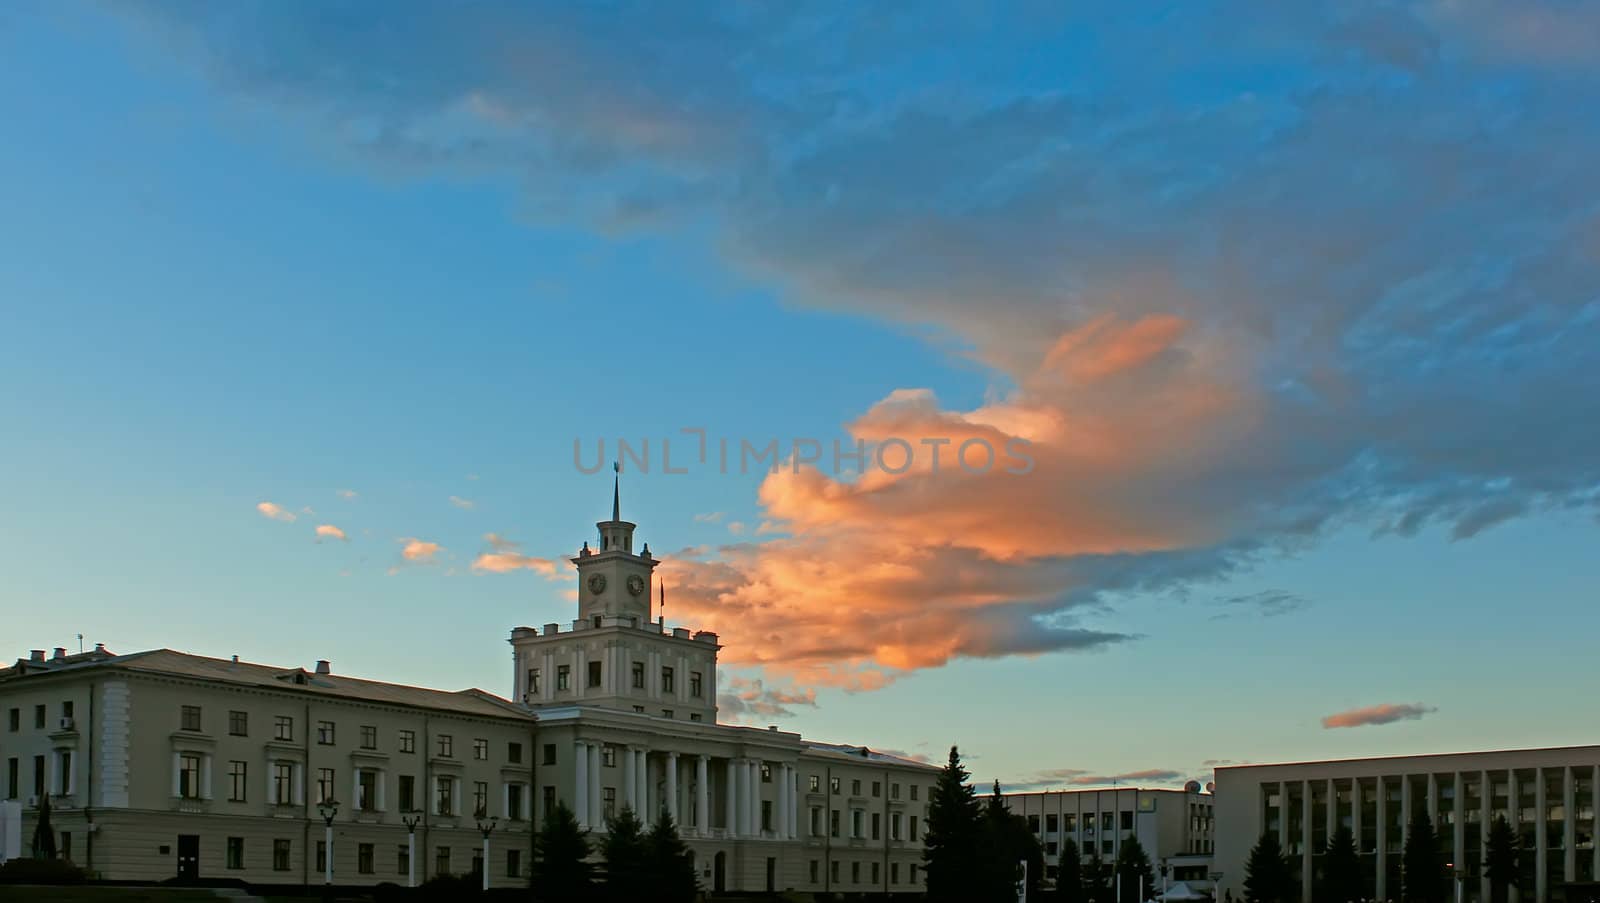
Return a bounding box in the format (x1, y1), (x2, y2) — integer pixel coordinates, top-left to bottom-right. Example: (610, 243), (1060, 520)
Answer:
(470, 533), (561, 578)
(1322, 702), (1436, 729)
(399, 538), (442, 563)
(314, 524), (347, 542)
(256, 501), (296, 522)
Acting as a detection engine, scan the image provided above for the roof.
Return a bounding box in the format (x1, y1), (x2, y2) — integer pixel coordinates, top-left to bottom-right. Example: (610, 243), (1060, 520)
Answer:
(805, 740), (940, 771)
(2, 648), (531, 722)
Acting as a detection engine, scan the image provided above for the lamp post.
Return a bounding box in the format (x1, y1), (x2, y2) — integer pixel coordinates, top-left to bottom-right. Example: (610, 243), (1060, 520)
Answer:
(476, 809), (499, 892)
(317, 797), (339, 890)
(1161, 858), (1170, 902)
(1448, 862), (1464, 903)
(402, 813), (422, 888)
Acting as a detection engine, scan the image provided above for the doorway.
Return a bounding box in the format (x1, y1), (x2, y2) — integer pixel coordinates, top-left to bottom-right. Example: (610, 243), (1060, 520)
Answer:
(766, 856), (776, 892)
(713, 851), (726, 892)
(176, 834), (199, 881)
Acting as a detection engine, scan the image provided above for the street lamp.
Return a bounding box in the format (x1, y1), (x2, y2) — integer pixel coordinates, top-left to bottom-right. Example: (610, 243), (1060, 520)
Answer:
(1448, 862), (1464, 903)
(317, 797), (339, 888)
(402, 813), (422, 888)
(476, 808), (499, 893)
(1161, 858), (1171, 902)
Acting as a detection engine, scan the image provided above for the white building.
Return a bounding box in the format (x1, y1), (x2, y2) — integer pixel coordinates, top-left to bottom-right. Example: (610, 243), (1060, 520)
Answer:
(1213, 746), (1600, 903)
(0, 485), (938, 894)
(1006, 785), (1215, 894)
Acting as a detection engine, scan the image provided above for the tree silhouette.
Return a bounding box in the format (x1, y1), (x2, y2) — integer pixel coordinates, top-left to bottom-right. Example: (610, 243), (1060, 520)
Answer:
(982, 780), (1044, 901)
(1057, 838), (1084, 903)
(1318, 825), (1361, 903)
(924, 745), (986, 902)
(644, 809), (699, 903)
(1085, 844), (1113, 903)
(1403, 807), (1445, 903)
(1244, 832), (1294, 903)
(531, 801), (592, 903)
(1115, 833), (1155, 903)
(1484, 816), (1519, 903)
(599, 805), (648, 902)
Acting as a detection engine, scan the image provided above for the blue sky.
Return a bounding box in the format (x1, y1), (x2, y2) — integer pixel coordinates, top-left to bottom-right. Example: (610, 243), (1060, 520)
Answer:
(3, 1), (1599, 790)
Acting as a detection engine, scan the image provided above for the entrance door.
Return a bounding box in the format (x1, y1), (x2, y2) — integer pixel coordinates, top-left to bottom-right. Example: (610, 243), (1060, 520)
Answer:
(766, 856), (776, 892)
(713, 851), (726, 892)
(176, 834), (199, 881)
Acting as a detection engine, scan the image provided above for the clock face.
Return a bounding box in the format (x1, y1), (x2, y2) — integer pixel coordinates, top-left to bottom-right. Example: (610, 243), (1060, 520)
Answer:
(626, 575), (645, 596)
(587, 574), (607, 595)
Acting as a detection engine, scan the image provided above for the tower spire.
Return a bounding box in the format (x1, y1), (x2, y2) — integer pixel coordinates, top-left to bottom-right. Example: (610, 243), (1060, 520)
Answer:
(611, 461), (620, 522)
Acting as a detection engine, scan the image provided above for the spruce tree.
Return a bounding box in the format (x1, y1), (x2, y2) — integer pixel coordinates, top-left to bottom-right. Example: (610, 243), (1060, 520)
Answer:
(924, 745), (985, 902)
(645, 809), (699, 903)
(1085, 845), (1112, 903)
(1057, 838), (1083, 903)
(1403, 808), (1445, 903)
(1484, 816), (1519, 903)
(599, 805), (649, 902)
(1244, 832), (1293, 903)
(1319, 825), (1361, 903)
(1115, 834), (1154, 903)
(531, 800), (593, 903)
(981, 780), (1044, 901)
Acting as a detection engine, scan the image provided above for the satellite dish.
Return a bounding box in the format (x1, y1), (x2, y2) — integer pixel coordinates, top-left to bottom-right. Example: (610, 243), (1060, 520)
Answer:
(1184, 780), (1202, 793)
(1205, 782), (1216, 794)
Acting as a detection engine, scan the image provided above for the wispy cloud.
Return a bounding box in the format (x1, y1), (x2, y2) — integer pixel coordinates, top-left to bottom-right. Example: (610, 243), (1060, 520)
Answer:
(1005, 767), (1189, 792)
(470, 533), (561, 577)
(717, 675), (820, 724)
(256, 501), (296, 522)
(1210, 590), (1310, 620)
(398, 538), (442, 563)
(337, 489), (358, 500)
(693, 512), (725, 523)
(1322, 703), (1436, 729)
(315, 524), (348, 542)
(449, 496), (475, 510)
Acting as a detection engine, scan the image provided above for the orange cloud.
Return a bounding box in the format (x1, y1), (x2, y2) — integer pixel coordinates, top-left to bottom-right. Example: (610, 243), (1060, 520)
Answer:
(471, 533), (562, 578)
(399, 538), (442, 562)
(1321, 703), (1436, 729)
(315, 524), (348, 542)
(256, 501), (296, 522)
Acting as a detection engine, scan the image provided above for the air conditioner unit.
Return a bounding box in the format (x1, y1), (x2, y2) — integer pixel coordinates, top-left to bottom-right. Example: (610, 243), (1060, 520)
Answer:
(59, 717), (75, 731)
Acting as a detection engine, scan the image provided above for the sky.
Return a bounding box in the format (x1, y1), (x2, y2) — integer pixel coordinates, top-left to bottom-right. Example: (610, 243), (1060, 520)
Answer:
(3, 1), (1600, 792)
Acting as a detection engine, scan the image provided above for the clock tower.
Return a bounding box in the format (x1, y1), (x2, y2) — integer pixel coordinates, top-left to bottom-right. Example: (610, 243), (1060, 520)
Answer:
(573, 468), (660, 624)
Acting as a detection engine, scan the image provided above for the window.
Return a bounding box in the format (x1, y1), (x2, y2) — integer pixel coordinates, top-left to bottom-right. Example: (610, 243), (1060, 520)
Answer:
(34, 705), (45, 729)
(542, 744), (557, 766)
(528, 668), (541, 695)
(891, 782), (900, 799)
(273, 839), (291, 871)
(508, 742), (523, 764)
(398, 844), (410, 876)
(910, 784), (919, 801)
(435, 847), (451, 876)
(316, 841), (327, 872)
(179, 754), (202, 799)
(852, 809), (864, 837)
(556, 665), (571, 690)
(830, 809), (840, 837)
(1120, 810), (1133, 830)
(603, 787), (617, 820)
(602, 746), (617, 768)
(358, 843), (374, 874)
(57, 751), (71, 795)
(543, 786), (556, 815)
(851, 779), (862, 796)
(1028, 814), (1041, 834)
(690, 671), (703, 697)
(892, 812), (903, 840)
(810, 775), (821, 792)
(33, 755), (44, 794)
(1101, 812), (1114, 831)
(633, 705), (645, 713)
(810, 860), (820, 883)
(437, 734), (454, 757)
(399, 775), (416, 812)
(360, 725), (377, 749)
(1047, 841), (1059, 856)
(871, 780), (881, 797)
(436, 776), (454, 815)
(872, 862), (880, 884)
(316, 768), (335, 804)
(473, 738), (489, 760)
(830, 777), (840, 794)
(1065, 813), (1077, 831)
(507, 848), (522, 879)
(6, 709), (16, 732)
(6, 758), (16, 799)
(1047, 813), (1059, 833)
(632, 662), (645, 688)
(762, 800), (773, 831)
(831, 861), (840, 883)
(761, 764), (772, 782)
(180, 705), (202, 732)
(273, 763), (293, 805)
(588, 661), (602, 687)
(892, 862), (900, 884)
(661, 667), (675, 692)
(228, 761), (248, 802)
(911, 863), (919, 884)
(852, 862), (861, 883)
(274, 715), (293, 741)
(910, 815), (919, 840)
(474, 781), (489, 816)
(508, 784), (524, 821)
(226, 837), (244, 869)
(810, 807), (821, 836)
(228, 711), (248, 736)
(358, 769), (377, 810)
(399, 729), (415, 753)
(662, 709), (674, 719)
(317, 721), (335, 745)
(872, 812), (881, 840)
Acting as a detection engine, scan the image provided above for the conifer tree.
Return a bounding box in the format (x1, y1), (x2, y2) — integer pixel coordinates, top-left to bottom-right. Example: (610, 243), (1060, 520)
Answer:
(1244, 832), (1294, 903)
(924, 745), (985, 902)
(1319, 825), (1361, 903)
(1115, 833), (1155, 903)
(1484, 816), (1519, 903)
(599, 805), (648, 903)
(1403, 808), (1445, 903)
(1085, 845), (1113, 903)
(645, 809), (699, 903)
(531, 801), (592, 903)
(1057, 838), (1084, 903)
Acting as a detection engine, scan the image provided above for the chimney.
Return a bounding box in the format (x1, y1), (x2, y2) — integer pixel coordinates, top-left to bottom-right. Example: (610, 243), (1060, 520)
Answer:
(315, 660), (331, 675)
(53, 647), (66, 660)
(94, 643), (105, 653)
(768, 725), (780, 732)
(29, 650), (45, 662)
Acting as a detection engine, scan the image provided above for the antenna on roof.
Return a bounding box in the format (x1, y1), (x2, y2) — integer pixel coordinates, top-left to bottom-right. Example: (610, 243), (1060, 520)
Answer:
(77, 634), (83, 654)
(612, 461), (621, 522)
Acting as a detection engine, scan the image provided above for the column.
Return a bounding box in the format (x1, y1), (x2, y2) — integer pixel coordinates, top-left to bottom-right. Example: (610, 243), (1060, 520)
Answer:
(1429, 773), (1439, 821)
(377, 769), (387, 812)
(644, 753), (656, 819)
(623, 746), (636, 815)
(294, 763), (305, 806)
(1327, 778), (1337, 847)
(1482, 770), (1493, 903)
(575, 648), (586, 699)
(354, 769), (363, 812)
(201, 754), (212, 800)
(750, 760), (762, 836)
(171, 752), (181, 797)
(1564, 767), (1576, 885)
(1402, 775), (1412, 844)
(725, 759), (738, 837)
(1509, 770), (1521, 903)
(574, 741), (590, 828)
(1353, 779), (1364, 890)
(666, 752), (680, 821)
(1279, 781), (1290, 850)
(1536, 768), (1548, 903)
(1453, 773), (1465, 895)
(780, 765), (792, 840)
(265, 761), (276, 805)
(1593, 766), (1600, 893)
(696, 755), (710, 837)
(1302, 779), (1313, 903)
(1377, 778), (1388, 901)
(791, 768), (801, 838)
(589, 743), (602, 826)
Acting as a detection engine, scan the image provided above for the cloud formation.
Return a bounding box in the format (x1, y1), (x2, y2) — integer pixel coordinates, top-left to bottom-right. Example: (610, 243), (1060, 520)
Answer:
(256, 501), (296, 522)
(449, 496), (475, 510)
(398, 538), (442, 563)
(337, 489), (358, 500)
(127, 2), (1600, 687)
(314, 524), (348, 542)
(1322, 703), (1436, 729)
(1006, 767), (1189, 792)
(716, 675), (820, 724)
(470, 533), (561, 577)
(1210, 590), (1310, 621)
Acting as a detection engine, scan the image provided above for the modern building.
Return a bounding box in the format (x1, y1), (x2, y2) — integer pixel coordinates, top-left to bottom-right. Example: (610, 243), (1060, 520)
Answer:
(1213, 746), (1600, 903)
(1006, 785), (1215, 895)
(0, 484), (938, 894)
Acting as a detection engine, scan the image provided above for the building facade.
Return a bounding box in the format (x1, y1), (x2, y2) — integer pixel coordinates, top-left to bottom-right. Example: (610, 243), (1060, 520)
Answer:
(1006, 786), (1215, 894)
(1213, 746), (1600, 903)
(0, 487), (937, 894)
